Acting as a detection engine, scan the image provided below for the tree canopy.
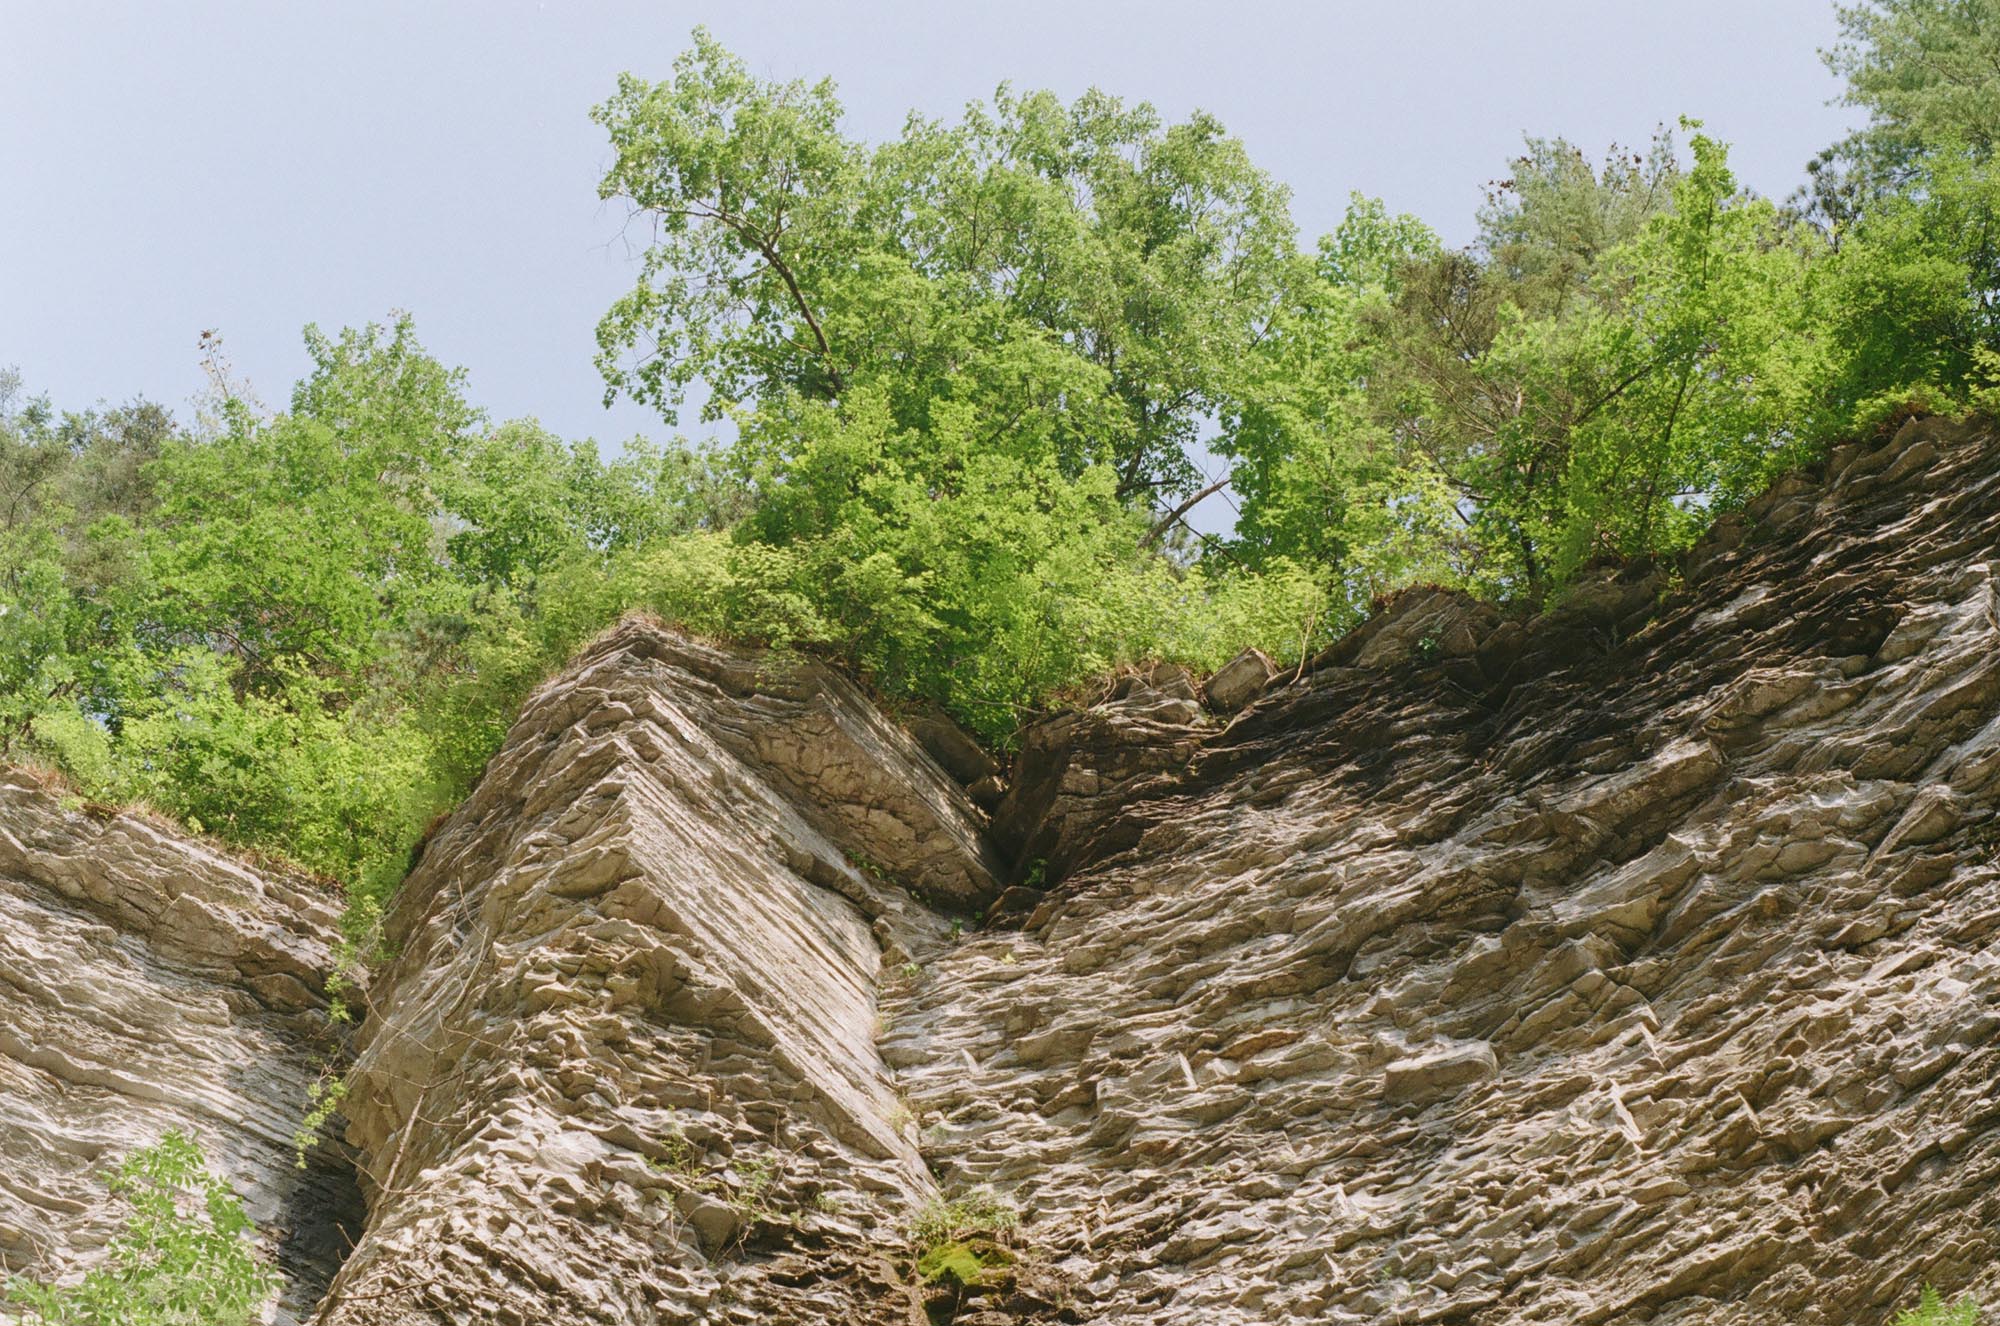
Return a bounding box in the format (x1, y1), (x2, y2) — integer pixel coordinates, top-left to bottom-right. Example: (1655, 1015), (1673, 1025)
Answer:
(593, 30), (1296, 503)
(8, 13), (2000, 916)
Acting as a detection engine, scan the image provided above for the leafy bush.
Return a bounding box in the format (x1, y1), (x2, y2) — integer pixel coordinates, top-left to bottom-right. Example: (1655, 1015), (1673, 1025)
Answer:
(5, 1131), (277, 1326)
(909, 1188), (1018, 1248)
(13, 16), (2000, 926)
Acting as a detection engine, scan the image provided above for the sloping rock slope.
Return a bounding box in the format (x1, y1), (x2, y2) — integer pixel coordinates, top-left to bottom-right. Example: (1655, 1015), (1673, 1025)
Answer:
(889, 415), (2000, 1324)
(0, 774), (361, 1322)
(315, 414), (2000, 1325)
(315, 628), (1005, 1324)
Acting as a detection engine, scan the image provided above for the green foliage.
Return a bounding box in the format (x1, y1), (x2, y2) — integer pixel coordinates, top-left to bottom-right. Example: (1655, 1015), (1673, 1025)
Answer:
(730, 1151), (785, 1223)
(5, 1131), (277, 1326)
(909, 1188), (1019, 1249)
(583, 30), (1330, 735)
(1806, 1), (2000, 227)
(12, 21), (2000, 938)
(593, 29), (1296, 501)
(1895, 1284), (1980, 1326)
(915, 1239), (1011, 1288)
(1812, 145), (2000, 404)
(1234, 112), (2000, 604)
(1319, 126), (1836, 595)
(908, 1188), (1020, 1287)
(1828, 1), (2000, 167)
(0, 319), (691, 912)
(291, 1072), (349, 1171)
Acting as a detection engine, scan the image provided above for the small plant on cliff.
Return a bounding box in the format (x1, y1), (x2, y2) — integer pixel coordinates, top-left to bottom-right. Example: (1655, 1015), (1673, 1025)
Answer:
(730, 1151), (786, 1223)
(908, 1188), (1020, 1288)
(291, 1070), (349, 1171)
(289, 903), (378, 1169)
(646, 1107), (704, 1179)
(1896, 1285), (1979, 1326)
(5, 1130), (277, 1326)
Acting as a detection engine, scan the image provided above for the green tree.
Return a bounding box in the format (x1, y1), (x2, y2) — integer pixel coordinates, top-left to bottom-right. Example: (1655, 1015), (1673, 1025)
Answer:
(582, 31), (1326, 736)
(1808, 146), (2000, 417)
(1221, 195), (1450, 608)
(592, 28), (1296, 505)
(1308, 128), (1830, 595)
(1829, 1), (2000, 163)
(1806, 1), (2000, 225)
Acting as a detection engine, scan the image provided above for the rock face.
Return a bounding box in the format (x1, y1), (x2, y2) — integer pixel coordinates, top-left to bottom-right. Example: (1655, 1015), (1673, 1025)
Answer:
(1202, 648), (1278, 714)
(315, 626), (1004, 1324)
(885, 416), (2000, 1323)
(0, 773), (361, 1322)
(10, 416), (2000, 1325)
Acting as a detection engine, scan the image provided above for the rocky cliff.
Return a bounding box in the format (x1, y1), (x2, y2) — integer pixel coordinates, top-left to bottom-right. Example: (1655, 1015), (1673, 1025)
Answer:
(889, 420), (2000, 1325)
(4, 415), (2000, 1324)
(314, 628), (1001, 1324)
(0, 773), (362, 1322)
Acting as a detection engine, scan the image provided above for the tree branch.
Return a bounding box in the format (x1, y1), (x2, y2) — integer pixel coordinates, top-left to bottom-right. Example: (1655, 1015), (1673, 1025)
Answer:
(1141, 476), (1231, 548)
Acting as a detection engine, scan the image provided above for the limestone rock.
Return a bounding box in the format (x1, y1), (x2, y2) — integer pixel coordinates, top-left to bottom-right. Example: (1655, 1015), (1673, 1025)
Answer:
(1203, 648), (1277, 713)
(15, 417), (2000, 1326)
(984, 662), (1213, 890)
(967, 774), (1008, 812)
(907, 707), (1003, 787)
(322, 417), (2000, 1326)
(885, 417), (2000, 1325)
(1382, 1039), (1499, 1102)
(314, 624), (1003, 1325)
(0, 775), (360, 1323)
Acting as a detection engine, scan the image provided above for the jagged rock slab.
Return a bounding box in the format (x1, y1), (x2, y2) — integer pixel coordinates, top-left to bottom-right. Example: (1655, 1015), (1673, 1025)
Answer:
(991, 662), (1207, 887)
(0, 774), (360, 1323)
(1203, 649), (1278, 715)
(883, 417), (2000, 1324)
(318, 625), (1002, 1325)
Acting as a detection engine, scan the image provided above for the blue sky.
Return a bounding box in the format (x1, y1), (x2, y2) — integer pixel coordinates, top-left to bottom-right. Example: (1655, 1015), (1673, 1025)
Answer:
(4, 1), (1860, 454)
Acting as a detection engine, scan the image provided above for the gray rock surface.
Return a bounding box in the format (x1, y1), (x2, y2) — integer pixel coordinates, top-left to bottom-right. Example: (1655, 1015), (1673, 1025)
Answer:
(0, 774), (360, 1323)
(884, 417), (2000, 1324)
(315, 627), (1002, 1324)
(907, 708), (1004, 788)
(1203, 648), (1277, 714)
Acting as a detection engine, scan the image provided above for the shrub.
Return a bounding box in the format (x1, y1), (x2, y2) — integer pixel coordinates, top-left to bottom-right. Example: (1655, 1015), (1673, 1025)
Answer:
(908, 1188), (1020, 1287)
(5, 1131), (277, 1326)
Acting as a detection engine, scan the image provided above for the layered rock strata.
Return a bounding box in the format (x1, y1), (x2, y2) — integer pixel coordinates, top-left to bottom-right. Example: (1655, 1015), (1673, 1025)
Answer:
(316, 626), (1004, 1324)
(0, 774), (359, 1323)
(885, 416), (2000, 1323)
(10, 416), (2000, 1326)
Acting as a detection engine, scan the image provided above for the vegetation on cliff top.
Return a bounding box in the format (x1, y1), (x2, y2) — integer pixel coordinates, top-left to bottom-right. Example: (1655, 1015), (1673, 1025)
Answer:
(5, 0), (2000, 919)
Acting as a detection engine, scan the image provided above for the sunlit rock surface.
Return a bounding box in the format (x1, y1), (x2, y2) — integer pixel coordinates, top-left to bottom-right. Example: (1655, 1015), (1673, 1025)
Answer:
(886, 416), (2000, 1324)
(315, 626), (1003, 1324)
(0, 775), (360, 1323)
